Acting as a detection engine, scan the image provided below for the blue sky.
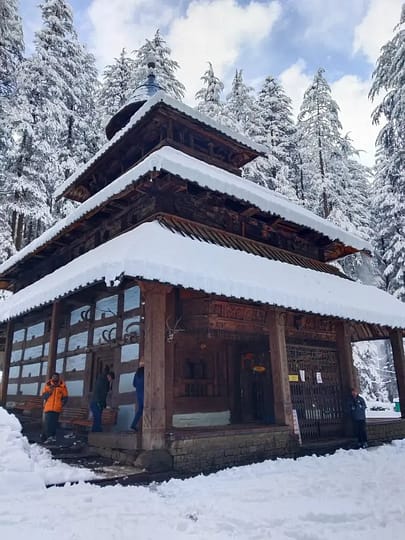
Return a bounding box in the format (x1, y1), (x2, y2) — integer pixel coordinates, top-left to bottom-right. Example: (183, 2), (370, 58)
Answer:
(19, 0), (403, 165)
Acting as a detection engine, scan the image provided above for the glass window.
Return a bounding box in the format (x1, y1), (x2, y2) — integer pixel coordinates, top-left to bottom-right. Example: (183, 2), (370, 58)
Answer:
(121, 343), (139, 363)
(68, 332), (88, 351)
(11, 348), (23, 363)
(20, 383), (39, 395)
(26, 322), (45, 340)
(65, 354), (86, 372)
(119, 372), (135, 394)
(9, 366), (20, 379)
(65, 379), (84, 397)
(95, 295), (118, 320)
(7, 384), (18, 395)
(70, 305), (91, 325)
(122, 316), (140, 341)
(21, 363), (41, 378)
(55, 358), (64, 373)
(124, 286), (140, 312)
(93, 323), (116, 345)
(24, 345), (43, 361)
(13, 329), (25, 343)
(57, 338), (66, 354)
(43, 342), (49, 356)
(41, 362), (48, 376)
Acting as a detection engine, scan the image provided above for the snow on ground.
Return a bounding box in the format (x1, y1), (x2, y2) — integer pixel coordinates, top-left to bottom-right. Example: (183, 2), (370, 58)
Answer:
(1, 407), (405, 540)
(0, 407), (96, 493)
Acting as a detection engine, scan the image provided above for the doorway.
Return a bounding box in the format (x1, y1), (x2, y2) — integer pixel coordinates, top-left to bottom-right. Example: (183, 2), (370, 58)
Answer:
(89, 348), (115, 395)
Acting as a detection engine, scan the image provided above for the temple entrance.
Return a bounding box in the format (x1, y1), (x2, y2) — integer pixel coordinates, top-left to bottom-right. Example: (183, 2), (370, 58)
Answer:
(234, 343), (274, 424)
(287, 343), (345, 442)
(89, 348), (114, 395)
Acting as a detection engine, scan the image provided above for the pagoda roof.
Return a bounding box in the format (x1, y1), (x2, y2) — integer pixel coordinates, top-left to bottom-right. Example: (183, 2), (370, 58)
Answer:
(0, 146), (371, 281)
(55, 91), (267, 200)
(0, 221), (403, 331)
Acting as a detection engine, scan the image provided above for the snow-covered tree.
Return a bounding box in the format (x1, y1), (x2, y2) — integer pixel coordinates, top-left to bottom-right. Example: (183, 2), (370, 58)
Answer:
(243, 75), (300, 201)
(131, 30), (185, 100)
(99, 48), (135, 128)
(369, 5), (405, 302)
(223, 69), (258, 135)
(353, 342), (388, 402)
(195, 62), (225, 121)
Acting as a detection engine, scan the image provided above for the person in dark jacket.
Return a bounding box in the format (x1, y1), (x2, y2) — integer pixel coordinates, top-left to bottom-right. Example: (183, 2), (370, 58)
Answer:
(90, 367), (115, 432)
(130, 360), (144, 431)
(349, 387), (368, 448)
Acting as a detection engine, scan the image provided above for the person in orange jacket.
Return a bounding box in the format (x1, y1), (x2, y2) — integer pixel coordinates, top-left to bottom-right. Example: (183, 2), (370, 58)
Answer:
(41, 372), (68, 443)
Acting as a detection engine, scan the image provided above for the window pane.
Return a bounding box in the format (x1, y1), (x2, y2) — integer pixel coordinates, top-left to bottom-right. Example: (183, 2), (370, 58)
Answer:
(13, 329), (25, 343)
(121, 343), (139, 363)
(95, 296), (118, 320)
(43, 342), (49, 356)
(93, 324), (116, 345)
(7, 384), (18, 395)
(55, 358), (64, 373)
(70, 305), (91, 325)
(68, 332), (88, 351)
(9, 366), (20, 379)
(65, 379), (84, 397)
(124, 286), (140, 312)
(26, 322), (45, 340)
(119, 372), (134, 394)
(42, 362), (48, 376)
(65, 354), (86, 372)
(21, 363), (41, 377)
(20, 383), (39, 395)
(57, 338), (66, 354)
(24, 345), (43, 360)
(11, 348), (23, 363)
(122, 316), (140, 341)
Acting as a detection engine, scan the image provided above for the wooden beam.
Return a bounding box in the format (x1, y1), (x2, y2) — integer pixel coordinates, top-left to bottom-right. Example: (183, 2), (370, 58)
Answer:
(267, 309), (293, 427)
(141, 282), (172, 449)
(46, 301), (62, 381)
(336, 321), (356, 391)
(0, 321), (14, 406)
(389, 329), (405, 419)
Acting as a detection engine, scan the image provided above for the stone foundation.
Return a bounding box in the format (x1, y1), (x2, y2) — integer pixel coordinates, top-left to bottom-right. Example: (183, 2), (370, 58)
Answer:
(367, 419), (405, 444)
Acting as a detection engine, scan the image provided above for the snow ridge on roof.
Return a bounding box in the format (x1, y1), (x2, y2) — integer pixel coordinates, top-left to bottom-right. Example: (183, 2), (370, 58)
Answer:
(0, 146), (371, 276)
(0, 221), (403, 328)
(55, 91), (267, 199)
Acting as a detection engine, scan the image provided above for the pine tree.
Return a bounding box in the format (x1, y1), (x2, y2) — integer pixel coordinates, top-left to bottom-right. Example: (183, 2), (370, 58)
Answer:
(243, 76), (300, 201)
(0, 0), (24, 261)
(195, 62), (225, 121)
(223, 69), (258, 135)
(369, 5), (405, 302)
(131, 30), (185, 100)
(99, 48), (136, 128)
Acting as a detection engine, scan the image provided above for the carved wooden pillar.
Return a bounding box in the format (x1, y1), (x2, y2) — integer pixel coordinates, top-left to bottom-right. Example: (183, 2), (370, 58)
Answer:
(336, 321), (356, 392)
(389, 329), (405, 419)
(141, 282), (172, 450)
(267, 309), (293, 427)
(46, 301), (61, 381)
(0, 321), (14, 406)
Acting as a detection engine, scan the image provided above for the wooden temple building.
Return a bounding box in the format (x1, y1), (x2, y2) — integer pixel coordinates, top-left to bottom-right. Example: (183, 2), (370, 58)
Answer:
(1, 66), (405, 473)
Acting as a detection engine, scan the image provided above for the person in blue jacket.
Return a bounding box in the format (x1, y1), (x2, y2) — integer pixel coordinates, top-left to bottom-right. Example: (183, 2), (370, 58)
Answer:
(130, 360), (144, 431)
(349, 387), (368, 448)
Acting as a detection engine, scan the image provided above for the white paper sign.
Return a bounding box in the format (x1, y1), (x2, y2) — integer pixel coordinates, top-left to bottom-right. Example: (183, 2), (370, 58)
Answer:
(316, 372), (323, 384)
(299, 369), (305, 382)
(292, 409), (302, 445)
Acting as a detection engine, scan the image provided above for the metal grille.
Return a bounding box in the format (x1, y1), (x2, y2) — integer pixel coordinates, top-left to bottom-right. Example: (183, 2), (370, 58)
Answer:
(287, 344), (344, 442)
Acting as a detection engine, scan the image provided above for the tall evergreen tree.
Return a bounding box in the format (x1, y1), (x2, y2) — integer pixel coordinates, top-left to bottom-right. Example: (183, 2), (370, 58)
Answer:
(243, 76), (300, 201)
(131, 30), (185, 100)
(0, 0), (24, 261)
(369, 4), (405, 302)
(195, 62), (225, 121)
(223, 69), (258, 135)
(99, 48), (135, 129)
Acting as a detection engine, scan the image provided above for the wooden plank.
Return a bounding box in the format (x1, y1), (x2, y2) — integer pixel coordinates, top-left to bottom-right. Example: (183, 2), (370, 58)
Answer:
(267, 309), (293, 427)
(389, 329), (405, 419)
(336, 321), (356, 392)
(0, 321), (14, 406)
(141, 282), (172, 449)
(46, 301), (61, 381)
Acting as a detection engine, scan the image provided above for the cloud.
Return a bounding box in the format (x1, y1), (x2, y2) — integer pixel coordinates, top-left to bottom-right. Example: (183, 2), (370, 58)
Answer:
(353, 0), (403, 63)
(279, 60), (377, 166)
(165, 0), (281, 102)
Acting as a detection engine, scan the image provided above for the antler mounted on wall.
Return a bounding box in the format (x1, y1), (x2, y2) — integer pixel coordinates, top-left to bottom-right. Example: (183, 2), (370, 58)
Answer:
(166, 316), (185, 343)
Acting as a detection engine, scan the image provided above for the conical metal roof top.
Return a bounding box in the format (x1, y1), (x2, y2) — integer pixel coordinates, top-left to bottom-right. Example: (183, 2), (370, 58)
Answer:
(105, 60), (163, 140)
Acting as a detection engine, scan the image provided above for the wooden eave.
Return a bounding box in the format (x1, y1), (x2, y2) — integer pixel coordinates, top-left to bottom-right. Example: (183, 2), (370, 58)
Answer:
(61, 101), (262, 202)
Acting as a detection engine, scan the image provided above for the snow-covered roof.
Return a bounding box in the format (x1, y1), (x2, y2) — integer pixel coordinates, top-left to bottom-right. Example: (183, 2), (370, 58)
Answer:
(0, 147), (371, 277)
(0, 221), (404, 328)
(55, 90), (267, 199)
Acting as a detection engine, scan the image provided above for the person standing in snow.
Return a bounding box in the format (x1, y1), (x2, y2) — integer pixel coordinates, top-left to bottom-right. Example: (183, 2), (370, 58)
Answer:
(349, 387), (368, 448)
(41, 372), (68, 443)
(90, 366), (115, 432)
(130, 359), (144, 432)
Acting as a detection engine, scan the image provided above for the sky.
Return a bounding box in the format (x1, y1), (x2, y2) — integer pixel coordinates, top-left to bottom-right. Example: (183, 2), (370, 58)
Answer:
(19, 0), (403, 166)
